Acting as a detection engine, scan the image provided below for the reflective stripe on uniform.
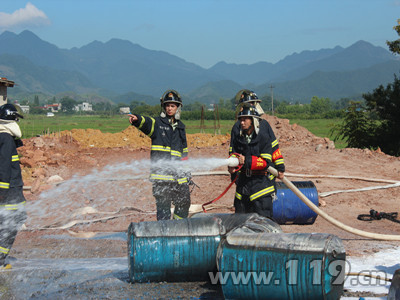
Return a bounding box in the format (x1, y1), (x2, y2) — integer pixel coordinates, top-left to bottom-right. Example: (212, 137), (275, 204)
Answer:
(0, 246), (9, 254)
(171, 150), (182, 157)
(260, 153), (272, 162)
(173, 214), (183, 220)
(139, 117), (156, 137)
(274, 158), (284, 165)
(0, 182), (10, 189)
(150, 174), (175, 181)
(0, 201), (26, 211)
(11, 155), (19, 162)
(271, 140), (278, 148)
(182, 148), (188, 153)
(138, 116), (146, 130)
(177, 177), (188, 184)
(250, 186), (275, 201)
(151, 145), (171, 152)
(235, 192), (242, 200)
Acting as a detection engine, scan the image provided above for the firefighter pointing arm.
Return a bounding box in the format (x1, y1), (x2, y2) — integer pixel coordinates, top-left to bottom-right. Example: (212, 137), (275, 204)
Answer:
(128, 90), (191, 221)
(128, 114), (138, 124)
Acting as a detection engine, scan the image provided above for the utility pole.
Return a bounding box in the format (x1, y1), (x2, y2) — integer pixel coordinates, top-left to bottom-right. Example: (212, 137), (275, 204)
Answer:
(270, 85), (275, 115)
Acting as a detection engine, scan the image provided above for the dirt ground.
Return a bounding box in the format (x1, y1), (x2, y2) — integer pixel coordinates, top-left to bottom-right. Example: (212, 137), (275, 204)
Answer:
(5, 115), (400, 298)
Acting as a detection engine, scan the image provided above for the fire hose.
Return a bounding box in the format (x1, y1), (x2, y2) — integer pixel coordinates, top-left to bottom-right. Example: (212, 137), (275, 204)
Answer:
(266, 166), (400, 241)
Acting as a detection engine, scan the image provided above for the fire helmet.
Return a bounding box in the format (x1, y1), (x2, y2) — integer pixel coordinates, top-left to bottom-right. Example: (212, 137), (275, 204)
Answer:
(237, 103), (261, 119)
(160, 89), (182, 120)
(235, 89), (261, 105)
(0, 104), (24, 121)
(160, 90), (182, 107)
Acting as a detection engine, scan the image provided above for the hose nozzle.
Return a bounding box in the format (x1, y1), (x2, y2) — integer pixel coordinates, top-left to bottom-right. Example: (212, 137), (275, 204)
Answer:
(227, 156), (240, 167)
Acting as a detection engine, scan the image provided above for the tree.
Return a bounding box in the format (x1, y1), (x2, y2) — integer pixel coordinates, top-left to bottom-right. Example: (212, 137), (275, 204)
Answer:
(330, 101), (374, 149)
(60, 97), (77, 114)
(387, 19), (400, 55)
(34, 95), (39, 106)
(363, 75), (400, 156)
(310, 96), (331, 115)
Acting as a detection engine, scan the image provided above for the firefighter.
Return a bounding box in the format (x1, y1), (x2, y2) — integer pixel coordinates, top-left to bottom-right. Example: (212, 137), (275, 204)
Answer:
(128, 90), (191, 220)
(0, 104), (27, 270)
(231, 88), (285, 194)
(228, 103), (285, 218)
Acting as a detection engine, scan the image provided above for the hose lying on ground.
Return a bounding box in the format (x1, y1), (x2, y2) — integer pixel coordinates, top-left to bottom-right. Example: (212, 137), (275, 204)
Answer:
(267, 166), (400, 241)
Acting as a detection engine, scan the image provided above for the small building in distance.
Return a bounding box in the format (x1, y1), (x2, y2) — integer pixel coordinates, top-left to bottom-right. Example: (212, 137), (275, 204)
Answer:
(0, 77), (15, 106)
(75, 102), (93, 112)
(119, 107), (130, 114)
(43, 103), (62, 113)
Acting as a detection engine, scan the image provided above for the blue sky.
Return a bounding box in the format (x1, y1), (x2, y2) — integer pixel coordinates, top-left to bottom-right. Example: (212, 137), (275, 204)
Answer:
(0, 0), (399, 68)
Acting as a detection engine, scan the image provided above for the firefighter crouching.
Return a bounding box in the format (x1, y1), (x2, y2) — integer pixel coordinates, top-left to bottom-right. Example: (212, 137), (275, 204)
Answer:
(129, 90), (191, 220)
(228, 103), (285, 219)
(0, 104), (27, 270)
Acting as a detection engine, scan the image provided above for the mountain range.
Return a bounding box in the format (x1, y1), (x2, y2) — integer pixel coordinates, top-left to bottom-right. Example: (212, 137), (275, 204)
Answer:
(0, 30), (399, 105)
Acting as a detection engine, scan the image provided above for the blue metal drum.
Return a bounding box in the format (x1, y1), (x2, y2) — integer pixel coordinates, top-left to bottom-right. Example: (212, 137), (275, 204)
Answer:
(273, 181), (319, 225)
(217, 232), (346, 300)
(128, 217), (225, 283)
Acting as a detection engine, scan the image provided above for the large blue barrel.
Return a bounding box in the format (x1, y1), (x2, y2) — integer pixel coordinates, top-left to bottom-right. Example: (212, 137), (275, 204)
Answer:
(217, 232), (345, 300)
(273, 181), (319, 225)
(127, 217), (225, 283)
(191, 213), (283, 234)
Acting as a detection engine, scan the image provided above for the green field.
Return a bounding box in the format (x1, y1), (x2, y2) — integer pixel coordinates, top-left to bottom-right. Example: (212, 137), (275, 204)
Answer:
(288, 118), (346, 149)
(18, 114), (346, 148)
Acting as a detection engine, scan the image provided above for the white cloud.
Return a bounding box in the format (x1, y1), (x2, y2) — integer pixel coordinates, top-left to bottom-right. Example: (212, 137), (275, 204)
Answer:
(0, 2), (50, 30)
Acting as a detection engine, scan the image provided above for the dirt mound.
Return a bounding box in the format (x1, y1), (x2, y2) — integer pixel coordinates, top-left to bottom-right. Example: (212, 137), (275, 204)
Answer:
(263, 115), (335, 149)
(47, 127), (231, 149)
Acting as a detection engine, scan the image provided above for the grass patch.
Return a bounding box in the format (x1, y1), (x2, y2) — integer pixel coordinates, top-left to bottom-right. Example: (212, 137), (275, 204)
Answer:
(288, 118), (346, 149)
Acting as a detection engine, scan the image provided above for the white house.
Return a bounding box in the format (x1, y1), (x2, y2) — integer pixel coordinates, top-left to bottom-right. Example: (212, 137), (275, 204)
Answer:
(75, 102), (93, 112)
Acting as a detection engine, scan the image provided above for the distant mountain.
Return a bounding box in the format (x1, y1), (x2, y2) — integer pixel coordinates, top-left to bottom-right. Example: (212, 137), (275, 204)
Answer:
(65, 38), (223, 95)
(208, 61), (274, 85)
(274, 40), (396, 82)
(208, 46), (344, 85)
(255, 60), (400, 102)
(111, 91), (159, 106)
(0, 30), (398, 104)
(187, 80), (243, 103)
(0, 54), (98, 94)
(0, 30), (74, 70)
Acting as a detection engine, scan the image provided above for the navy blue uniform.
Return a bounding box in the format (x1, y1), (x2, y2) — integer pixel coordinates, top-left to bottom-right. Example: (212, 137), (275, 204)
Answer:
(229, 119), (285, 218)
(0, 132), (27, 265)
(132, 115), (190, 220)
